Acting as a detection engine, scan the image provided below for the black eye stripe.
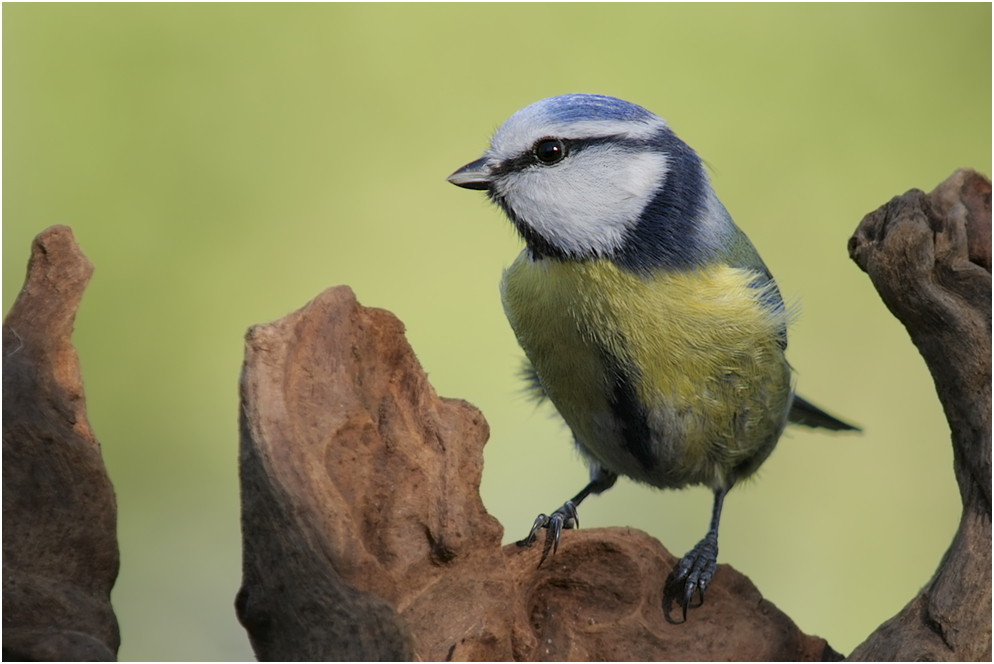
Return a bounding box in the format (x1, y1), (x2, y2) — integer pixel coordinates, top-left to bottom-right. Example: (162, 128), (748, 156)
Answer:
(491, 134), (644, 177)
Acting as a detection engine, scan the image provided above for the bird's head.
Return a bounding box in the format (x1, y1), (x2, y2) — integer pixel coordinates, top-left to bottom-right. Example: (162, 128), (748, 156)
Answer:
(448, 94), (731, 272)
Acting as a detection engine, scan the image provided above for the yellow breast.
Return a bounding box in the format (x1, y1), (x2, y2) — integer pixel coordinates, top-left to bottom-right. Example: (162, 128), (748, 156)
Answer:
(500, 252), (793, 489)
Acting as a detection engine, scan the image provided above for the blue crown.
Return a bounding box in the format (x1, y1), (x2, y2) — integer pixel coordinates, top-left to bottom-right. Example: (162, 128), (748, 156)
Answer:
(537, 94), (657, 124)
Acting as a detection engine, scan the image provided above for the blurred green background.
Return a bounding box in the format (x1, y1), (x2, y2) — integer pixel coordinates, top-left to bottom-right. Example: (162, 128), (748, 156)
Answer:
(3, 3), (990, 660)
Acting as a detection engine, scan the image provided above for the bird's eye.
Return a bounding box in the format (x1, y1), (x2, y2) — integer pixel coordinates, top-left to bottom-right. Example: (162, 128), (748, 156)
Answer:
(533, 138), (567, 165)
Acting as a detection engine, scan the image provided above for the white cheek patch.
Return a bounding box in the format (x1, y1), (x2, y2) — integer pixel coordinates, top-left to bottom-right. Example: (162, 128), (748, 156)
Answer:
(496, 147), (669, 256)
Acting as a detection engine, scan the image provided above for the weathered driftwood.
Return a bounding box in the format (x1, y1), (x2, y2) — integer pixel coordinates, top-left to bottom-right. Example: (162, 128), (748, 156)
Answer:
(2, 226), (120, 661)
(235, 285), (837, 661)
(846, 169), (991, 661)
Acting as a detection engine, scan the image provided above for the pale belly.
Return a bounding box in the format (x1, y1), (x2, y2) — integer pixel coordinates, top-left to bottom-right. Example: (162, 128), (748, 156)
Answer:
(501, 254), (793, 490)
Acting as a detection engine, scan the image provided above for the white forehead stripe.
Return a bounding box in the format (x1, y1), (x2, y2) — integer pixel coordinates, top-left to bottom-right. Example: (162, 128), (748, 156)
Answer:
(491, 117), (667, 160)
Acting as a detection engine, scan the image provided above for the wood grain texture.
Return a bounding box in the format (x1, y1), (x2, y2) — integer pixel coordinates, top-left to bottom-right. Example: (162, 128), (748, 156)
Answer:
(2, 225), (120, 661)
(847, 169), (991, 661)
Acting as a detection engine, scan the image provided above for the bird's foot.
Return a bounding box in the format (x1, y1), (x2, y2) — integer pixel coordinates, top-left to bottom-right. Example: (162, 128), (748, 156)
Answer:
(515, 501), (579, 566)
(663, 532), (718, 623)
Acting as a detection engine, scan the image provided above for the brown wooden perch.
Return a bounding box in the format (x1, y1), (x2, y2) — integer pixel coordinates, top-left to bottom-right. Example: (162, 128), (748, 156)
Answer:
(234, 285), (835, 661)
(1, 168), (989, 661)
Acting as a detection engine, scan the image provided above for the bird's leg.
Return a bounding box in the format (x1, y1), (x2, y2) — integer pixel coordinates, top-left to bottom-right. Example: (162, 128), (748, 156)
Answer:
(517, 466), (618, 566)
(663, 485), (729, 623)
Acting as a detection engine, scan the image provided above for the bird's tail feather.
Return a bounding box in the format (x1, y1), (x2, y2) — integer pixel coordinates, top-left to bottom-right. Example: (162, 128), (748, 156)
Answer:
(788, 394), (861, 432)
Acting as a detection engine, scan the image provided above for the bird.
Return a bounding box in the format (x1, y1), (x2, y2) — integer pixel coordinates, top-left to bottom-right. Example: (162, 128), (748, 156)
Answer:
(446, 93), (859, 621)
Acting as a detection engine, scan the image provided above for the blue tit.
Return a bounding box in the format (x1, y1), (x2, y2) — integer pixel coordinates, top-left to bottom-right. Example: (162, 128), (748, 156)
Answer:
(447, 93), (858, 620)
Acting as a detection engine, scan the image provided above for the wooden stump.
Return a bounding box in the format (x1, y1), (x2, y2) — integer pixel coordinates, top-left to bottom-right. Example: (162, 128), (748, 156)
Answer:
(2, 226), (120, 661)
(846, 169), (991, 661)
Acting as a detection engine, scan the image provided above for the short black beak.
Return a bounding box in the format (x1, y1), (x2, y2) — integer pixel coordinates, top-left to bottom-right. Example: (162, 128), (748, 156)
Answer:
(447, 157), (492, 190)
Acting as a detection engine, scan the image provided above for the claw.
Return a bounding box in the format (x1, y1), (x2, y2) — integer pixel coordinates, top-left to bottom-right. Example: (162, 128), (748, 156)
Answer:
(539, 516), (558, 564)
(662, 533), (718, 623)
(516, 501), (580, 566)
(517, 513), (550, 548)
